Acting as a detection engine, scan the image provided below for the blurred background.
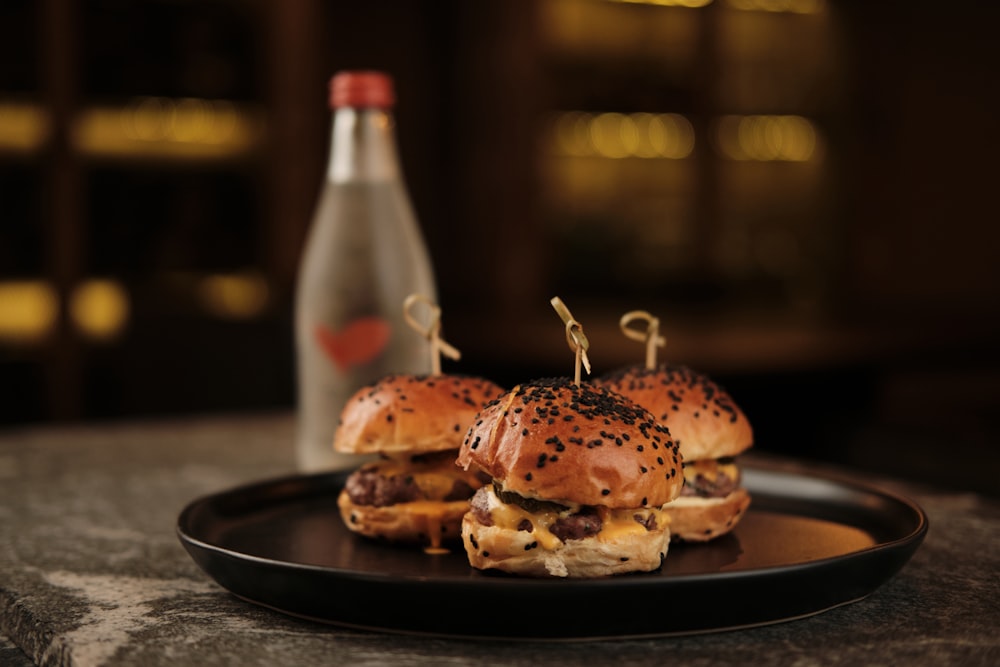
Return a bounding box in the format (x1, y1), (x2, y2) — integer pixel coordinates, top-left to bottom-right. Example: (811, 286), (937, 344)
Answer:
(1, 0), (998, 495)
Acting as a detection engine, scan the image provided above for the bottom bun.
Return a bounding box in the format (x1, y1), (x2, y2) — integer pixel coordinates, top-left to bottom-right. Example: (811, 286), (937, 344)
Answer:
(461, 513), (670, 578)
(337, 490), (470, 551)
(662, 487), (751, 542)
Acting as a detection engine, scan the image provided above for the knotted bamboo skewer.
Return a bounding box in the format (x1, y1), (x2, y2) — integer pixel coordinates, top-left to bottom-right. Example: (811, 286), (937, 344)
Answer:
(403, 293), (460, 375)
(619, 310), (666, 370)
(550, 296), (591, 385)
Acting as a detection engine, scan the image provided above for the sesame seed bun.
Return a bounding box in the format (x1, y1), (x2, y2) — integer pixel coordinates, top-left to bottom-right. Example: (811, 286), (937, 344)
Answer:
(334, 374), (505, 455)
(663, 487), (752, 542)
(332, 373), (504, 550)
(457, 377), (684, 510)
(596, 364), (753, 542)
(596, 364), (752, 462)
(338, 493), (472, 546)
(460, 490), (669, 578)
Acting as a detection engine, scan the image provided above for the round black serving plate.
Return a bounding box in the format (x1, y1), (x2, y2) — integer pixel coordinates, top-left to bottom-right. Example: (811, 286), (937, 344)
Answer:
(177, 465), (927, 640)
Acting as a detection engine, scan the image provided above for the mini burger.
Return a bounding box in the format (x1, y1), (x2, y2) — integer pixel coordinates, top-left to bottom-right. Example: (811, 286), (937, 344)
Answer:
(456, 376), (684, 578)
(333, 373), (504, 551)
(597, 364), (753, 542)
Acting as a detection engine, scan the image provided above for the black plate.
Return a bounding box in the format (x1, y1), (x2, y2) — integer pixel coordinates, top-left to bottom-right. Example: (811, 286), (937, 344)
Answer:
(177, 465), (927, 640)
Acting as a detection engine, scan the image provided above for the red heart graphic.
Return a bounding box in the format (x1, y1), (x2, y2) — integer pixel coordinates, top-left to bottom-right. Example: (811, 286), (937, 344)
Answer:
(314, 317), (391, 370)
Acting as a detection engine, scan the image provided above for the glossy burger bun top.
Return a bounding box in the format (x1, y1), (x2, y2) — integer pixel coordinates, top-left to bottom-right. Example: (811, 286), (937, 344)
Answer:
(334, 373), (505, 455)
(457, 377), (683, 509)
(596, 363), (752, 461)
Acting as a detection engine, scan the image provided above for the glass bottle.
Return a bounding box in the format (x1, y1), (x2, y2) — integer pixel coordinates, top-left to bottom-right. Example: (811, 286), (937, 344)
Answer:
(294, 70), (437, 471)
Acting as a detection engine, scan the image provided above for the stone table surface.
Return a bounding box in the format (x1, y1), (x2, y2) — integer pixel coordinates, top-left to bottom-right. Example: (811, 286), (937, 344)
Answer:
(1, 413), (998, 667)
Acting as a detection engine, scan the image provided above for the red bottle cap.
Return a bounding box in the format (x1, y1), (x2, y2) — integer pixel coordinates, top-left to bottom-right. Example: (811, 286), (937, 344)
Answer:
(329, 71), (395, 110)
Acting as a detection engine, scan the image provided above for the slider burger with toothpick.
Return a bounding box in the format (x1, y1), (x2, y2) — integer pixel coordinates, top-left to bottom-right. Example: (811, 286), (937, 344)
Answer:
(455, 299), (684, 577)
(596, 311), (753, 542)
(333, 295), (504, 552)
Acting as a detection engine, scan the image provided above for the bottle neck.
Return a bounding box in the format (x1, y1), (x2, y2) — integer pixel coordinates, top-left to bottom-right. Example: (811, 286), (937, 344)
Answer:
(327, 107), (401, 183)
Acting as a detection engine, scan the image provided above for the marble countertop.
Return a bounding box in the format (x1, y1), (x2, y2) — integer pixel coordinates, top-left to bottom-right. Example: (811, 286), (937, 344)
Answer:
(1, 413), (998, 666)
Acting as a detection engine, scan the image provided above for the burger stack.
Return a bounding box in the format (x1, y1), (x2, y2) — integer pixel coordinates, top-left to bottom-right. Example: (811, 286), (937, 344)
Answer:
(456, 376), (684, 577)
(597, 363), (753, 542)
(329, 307), (755, 577)
(333, 373), (504, 552)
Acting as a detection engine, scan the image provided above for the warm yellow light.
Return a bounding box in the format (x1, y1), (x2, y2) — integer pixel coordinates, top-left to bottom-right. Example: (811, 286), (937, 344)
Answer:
(612, 0), (713, 7)
(0, 281), (59, 343)
(70, 279), (129, 340)
(715, 114), (818, 161)
(725, 0), (824, 13)
(591, 112), (633, 158)
(657, 113), (696, 158)
(73, 97), (261, 161)
(630, 113), (659, 158)
(197, 272), (270, 320)
(551, 111), (695, 160)
(0, 102), (50, 153)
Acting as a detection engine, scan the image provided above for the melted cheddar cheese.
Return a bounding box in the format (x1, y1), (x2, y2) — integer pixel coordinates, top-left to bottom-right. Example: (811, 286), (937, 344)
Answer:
(366, 452), (483, 501)
(681, 458), (740, 487)
(353, 453), (486, 554)
(480, 487), (664, 550)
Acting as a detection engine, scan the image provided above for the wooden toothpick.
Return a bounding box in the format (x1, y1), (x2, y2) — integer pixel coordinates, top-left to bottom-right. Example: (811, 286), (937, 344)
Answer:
(403, 293), (460, 375)
(619, 310), (666, 370)
(550, 296), (591, 385)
